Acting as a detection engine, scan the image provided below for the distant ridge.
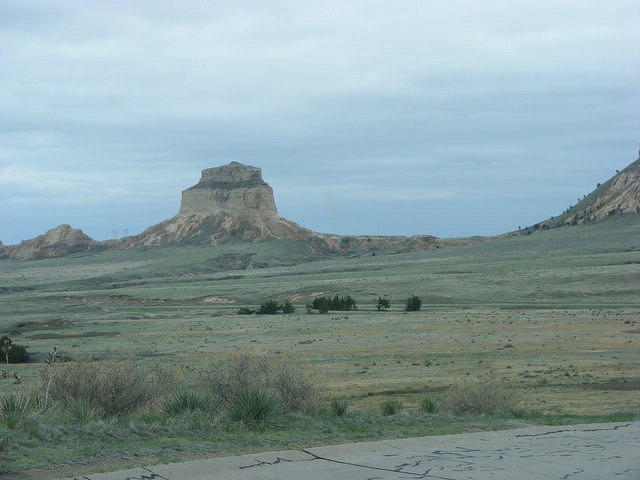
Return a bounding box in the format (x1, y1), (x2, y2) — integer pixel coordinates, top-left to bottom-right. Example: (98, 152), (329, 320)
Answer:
(0, 224), (98, 261)
(1, 162), (465, 261)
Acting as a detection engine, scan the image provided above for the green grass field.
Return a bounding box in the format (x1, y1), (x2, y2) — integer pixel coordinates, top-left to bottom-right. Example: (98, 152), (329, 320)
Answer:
(0, 216), (638, 478)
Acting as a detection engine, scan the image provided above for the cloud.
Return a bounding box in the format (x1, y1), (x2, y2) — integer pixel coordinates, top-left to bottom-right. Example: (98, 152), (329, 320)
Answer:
(0, 0), (638, 243)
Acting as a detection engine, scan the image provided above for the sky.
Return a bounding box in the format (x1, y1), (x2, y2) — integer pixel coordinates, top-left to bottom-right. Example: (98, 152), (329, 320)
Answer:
(1, 0), (639, 244)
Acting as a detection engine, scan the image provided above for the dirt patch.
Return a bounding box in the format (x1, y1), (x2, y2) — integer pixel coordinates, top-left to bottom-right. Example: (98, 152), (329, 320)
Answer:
(15, 319), (72, 330)
(202, 296), (235, 304)
(27, 331), (119, 340)
(279, 291), (330, 301)
(582, 379), (640, 391)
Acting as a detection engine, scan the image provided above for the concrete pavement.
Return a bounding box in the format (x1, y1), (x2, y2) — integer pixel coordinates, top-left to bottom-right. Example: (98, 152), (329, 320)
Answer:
(61, 422), (639, 480)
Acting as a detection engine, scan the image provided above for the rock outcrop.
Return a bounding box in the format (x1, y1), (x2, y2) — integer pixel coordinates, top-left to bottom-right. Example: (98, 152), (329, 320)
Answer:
(179, 162), (278, 216)
(0, 225), (98, 261)
(533, 154), (640, 231)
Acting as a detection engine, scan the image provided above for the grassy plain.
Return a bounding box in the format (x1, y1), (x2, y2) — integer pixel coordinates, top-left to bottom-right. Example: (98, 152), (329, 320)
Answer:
(0, 216), (638, 477)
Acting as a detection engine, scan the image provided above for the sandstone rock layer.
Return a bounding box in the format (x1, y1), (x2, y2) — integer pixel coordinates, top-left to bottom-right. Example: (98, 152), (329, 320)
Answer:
(179, 162), (277, 216)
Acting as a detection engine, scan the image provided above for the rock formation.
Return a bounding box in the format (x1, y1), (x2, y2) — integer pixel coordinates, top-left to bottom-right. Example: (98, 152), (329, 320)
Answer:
(534, 154), (640, 230)
(0, 224), (98, 261)
(118, 161), (462, 254)
(179, 162), (278, 216)
(1, 161), (464, 261)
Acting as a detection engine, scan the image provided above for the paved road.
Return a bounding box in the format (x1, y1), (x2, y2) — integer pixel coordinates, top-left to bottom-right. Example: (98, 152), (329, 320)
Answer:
(61, 422), (639, 480)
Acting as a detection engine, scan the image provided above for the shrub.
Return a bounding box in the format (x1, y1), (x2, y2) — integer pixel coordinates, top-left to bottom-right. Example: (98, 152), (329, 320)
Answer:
(329, 399), (349, 417)
(202, 354), (316, 412)
(65, 397), (101, 424)
(271, 363), (315, 412)
(46, 360), (173, 415)
(237, 308), (255, 315)
(376, 297), (390, 311)
(257, 299), (281, 315)
(281, 300), (295, 314)
(0, 392), (40, 429)
(447, 379), (520, 415)
(418, 396), (441, 414)
(203, 354), (270, 402)
(380, 399), (402, 416)
(161, 390), (220, 416)
(0, 336), (29, 364)
(227, 388), (283, 427)
(405, 295), (422, 312)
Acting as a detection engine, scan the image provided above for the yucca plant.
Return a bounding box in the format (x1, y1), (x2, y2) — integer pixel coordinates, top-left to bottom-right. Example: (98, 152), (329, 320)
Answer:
(329, 399), (349, 417)
(161, 390), (219, 416)
(227, 388), (283, 427)
(0, 392), (39, 429)
(380, 399), (402, 416)
(418, 396), (441, 414)
(66, 397), (102, 424)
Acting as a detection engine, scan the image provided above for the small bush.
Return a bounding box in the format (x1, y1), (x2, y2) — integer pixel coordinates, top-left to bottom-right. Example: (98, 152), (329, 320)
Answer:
(227, 388), (283, 427)
(329, 399), (349, 417)
(203, 354), (270, 402)
(405, 295), (422, 312)
(65, 397), (101, 424)
(237, 308), (255, 315)
(272, 363), (315, 411)
(161, 390), (219, 416)
(0, 336), (29, 364)
(47, 360), (173, 415)
(281, 300), (295, 314)
(418, 396), (441, 414)
(447, 379), (520, 415)
(257, 299), (281, 315)
(202, 354), (316, 412)
(380, 399), (402, 416)
(376, 297), (390, 311)
(0, 393), (40, 429)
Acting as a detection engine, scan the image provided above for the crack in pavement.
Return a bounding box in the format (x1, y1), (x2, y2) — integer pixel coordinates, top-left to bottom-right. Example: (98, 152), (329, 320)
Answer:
(514, 423), (630, 437)
(300, 448), (457, 480)
(73, 467), (172, 480)
(238, 456), (318, 470)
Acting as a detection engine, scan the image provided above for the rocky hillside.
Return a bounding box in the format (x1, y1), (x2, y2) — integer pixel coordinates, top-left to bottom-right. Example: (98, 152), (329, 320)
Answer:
(2, 162), (465, 261)
(0, 224), (99, 261)
(525, 154), (640, 232)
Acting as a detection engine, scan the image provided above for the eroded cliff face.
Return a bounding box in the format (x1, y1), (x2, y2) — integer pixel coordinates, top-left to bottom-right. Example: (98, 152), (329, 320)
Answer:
(537, 157), (640, 229)
(179, 162), (277, 216)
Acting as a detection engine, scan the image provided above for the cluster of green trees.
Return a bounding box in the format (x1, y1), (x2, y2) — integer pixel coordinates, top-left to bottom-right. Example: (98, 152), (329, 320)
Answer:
(376, 295), (422, 312)
(308, 295), (357, 314)
(238, 299), (295, 315)
(237, 294), (423, 316)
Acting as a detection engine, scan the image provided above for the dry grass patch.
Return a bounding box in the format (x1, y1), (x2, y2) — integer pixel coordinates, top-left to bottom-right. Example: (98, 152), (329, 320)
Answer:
(447, 379), (520, 415)
(46, 360), (174, 415)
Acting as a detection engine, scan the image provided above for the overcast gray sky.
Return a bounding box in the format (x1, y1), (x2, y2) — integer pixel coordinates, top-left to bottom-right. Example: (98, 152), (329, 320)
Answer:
(1, 0), (638, 244)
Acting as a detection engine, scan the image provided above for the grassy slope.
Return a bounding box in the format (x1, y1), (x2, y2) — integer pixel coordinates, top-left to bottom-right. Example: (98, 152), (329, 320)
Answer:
(1, 214), (638, 308)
